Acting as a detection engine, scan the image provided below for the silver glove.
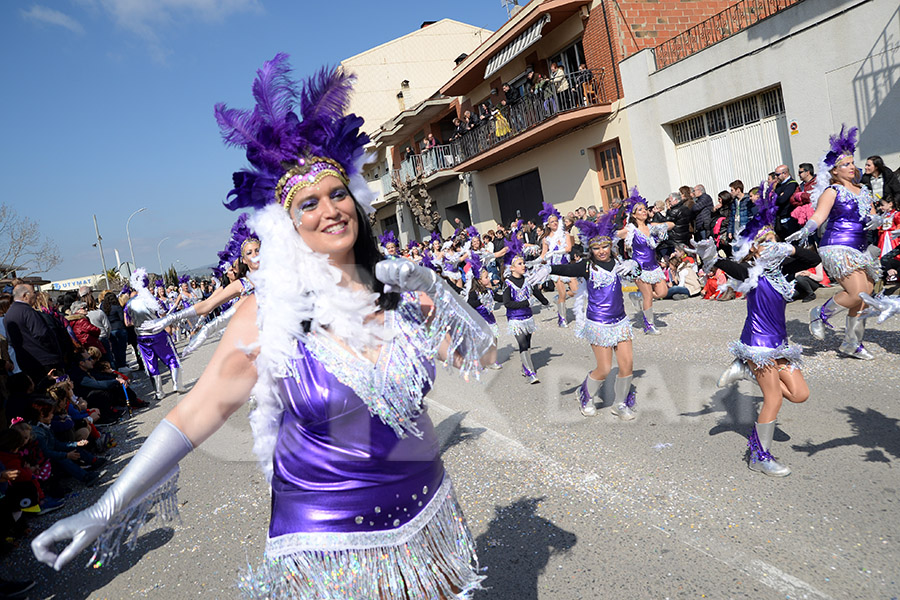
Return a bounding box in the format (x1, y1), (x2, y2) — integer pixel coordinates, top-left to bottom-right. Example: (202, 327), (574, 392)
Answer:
(376, 259), (495, 359)
(859, 292), (900, 324)
(139, 306), (198, 335)
(32, 419), (193, 570)
(182, 305), (236, 357)
(784, 218), (819, 245)
(689, 239), (719, 271)
(614, 259), (639, 278)
(864, 213), (886, 231)
(525, 264), (552, 287)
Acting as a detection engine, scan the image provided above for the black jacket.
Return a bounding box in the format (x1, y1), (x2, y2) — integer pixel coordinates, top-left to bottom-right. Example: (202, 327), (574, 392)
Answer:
(691, 193), (714, 231)
(861, 169), (900, 201)
(774, 178), (800, 237)
(3, 301), (63, 377)
(667, 201), (693, 245)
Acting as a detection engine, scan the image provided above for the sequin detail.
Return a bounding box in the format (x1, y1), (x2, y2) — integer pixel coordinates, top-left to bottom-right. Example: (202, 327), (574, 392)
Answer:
(747, 427), (774, 463)
(576, 316), (632, 347)
(625, 223), (667, 251)
(819, 245), (881, 282)
(91, 467), (181, 567)
(728, 340), (803, 369)
(637, 266), (666, 284)
(241, 477), (483, 599)
(507, 316), (537, 336)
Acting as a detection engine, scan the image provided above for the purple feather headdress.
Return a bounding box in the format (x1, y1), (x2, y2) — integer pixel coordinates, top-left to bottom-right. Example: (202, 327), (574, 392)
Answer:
(421, 250), (439, 272)
(154, 279), (164, 289)
(823, 124), (858, 169)
(178, 274), (191, 285)
(733, 181), (778, 259)
(378, 230), (399, 248)
(407, 239), (420, 250)
(623, 187), (647, 215)
(211, 266), (224, 279)
(538, 201), (561, 224)
(465, 225), (479, 239)
(119, 284), (132, 295)
(467, 252), (485, 280)
(232, 213), (260, 253)
(503, 235), (525, 266)
(577, 209), (618, 247)
(428, 230), (442, 245)
(215, 54), (370, 213)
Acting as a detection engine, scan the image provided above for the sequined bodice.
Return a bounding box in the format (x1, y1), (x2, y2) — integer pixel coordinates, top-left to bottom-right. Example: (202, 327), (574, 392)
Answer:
(821, 185), (873, 251)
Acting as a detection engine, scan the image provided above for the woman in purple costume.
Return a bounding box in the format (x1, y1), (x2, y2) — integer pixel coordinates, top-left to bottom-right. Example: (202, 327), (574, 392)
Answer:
(503, 234), (540, 384)
(702, 184), (818, 477)
(465, 253), (503, 370)
(788, 126), (883, 360)
(542, 211), (639, 420)
(33, 56), (496, 599)
(539, 202), (576, 328)
(618, 188), (674, 335)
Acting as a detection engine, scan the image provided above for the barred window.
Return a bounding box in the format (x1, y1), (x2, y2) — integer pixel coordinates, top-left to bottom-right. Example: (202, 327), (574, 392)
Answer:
(673, 114), (706, 144)
(761, 87), (784, 118)
(707, 107), (727, 134)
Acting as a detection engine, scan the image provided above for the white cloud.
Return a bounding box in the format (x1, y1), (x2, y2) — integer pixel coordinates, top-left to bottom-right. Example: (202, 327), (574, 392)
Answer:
(98, 0), (261, 41)
(21, 5), (86, 35)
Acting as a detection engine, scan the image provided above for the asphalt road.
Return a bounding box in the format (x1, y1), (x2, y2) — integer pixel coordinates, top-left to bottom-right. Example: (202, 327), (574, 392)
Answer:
(7, 289), (899, 599)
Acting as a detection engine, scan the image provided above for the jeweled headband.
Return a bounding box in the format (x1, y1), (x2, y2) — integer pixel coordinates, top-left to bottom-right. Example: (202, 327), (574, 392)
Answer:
(275, 155), (349, 212)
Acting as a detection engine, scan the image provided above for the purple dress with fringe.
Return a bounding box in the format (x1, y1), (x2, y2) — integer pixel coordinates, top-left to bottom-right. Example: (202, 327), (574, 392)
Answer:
(818, 184), (881, 281)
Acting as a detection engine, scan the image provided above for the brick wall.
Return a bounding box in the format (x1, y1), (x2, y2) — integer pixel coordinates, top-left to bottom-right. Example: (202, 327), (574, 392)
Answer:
(582, 0), (739, 101)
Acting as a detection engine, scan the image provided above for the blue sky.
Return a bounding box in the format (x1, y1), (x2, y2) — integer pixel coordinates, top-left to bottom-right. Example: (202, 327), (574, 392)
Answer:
(1, 0), (515, 282)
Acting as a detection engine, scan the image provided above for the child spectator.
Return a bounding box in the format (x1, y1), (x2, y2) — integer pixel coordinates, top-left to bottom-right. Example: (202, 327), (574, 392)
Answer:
(30, 399), (103, 487)
(0, 426), (65, 514)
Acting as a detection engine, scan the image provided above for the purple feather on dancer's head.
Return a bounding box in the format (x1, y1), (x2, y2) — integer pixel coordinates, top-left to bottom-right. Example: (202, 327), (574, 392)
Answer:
(428, 230), (441, 245)
(465, 225), (479, 239)
(119, 284), (132, 296)
(407, 239), (420, 250)
(503, 235), (525, 266)
(215, 54), (370, 212)
(154, 279), (164, 289)
(623, 187), (647, 216)
(538, 201), (561, 224)
(577, 209), (618, 249)
(467, 252), (484, 280)
(178, 274), (191, 285)
(378, 230), (398, 248)
(824, 124), (858, 169)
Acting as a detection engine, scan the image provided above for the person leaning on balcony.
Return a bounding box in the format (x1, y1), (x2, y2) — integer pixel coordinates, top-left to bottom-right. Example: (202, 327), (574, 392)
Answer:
(501, 82), (520, 105)
(549, 62), (571, 109)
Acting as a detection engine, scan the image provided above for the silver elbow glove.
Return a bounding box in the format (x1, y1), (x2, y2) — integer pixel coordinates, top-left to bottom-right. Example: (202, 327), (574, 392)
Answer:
(182, 305), (236, 357)
(32, 419), (194, 570)
(784, 218), (819, 245)
(139, 306), (198, 335)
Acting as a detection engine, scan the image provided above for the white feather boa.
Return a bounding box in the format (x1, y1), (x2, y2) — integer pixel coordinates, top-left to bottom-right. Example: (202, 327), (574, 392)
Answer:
(129, 267), (162, 315)
(246, 203), (390, 482)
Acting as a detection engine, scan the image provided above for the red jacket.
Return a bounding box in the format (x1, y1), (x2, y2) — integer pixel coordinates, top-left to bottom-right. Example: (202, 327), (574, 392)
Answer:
(69, 315), (105, 354)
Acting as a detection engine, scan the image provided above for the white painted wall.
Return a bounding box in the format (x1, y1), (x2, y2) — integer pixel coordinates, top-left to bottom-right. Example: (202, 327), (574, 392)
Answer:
(619, 0), (900, 202)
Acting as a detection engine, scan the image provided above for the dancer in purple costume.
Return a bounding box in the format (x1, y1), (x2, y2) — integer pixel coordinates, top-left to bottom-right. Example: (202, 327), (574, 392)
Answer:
(124, 269), (182, 400)
(701, 183), (818, 477)
(538, 211), (640, 419)
(33, 55), (497, 599)
(503, 234), (540, 384)
(618, 188), (674, 335)
(539, 202), (576, 327)
(465, 253), (503, 370)
(788, 126), (883, 359)
(141, 214), (260, 356)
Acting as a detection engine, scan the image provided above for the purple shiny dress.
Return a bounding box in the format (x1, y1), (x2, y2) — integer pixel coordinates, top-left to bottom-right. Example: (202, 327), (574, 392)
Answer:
(577, 264), (633, 347)
(818, 184), (881, 281)
(126, 299), (180, 376)
(241, 298), (483, 599)
(626, 224), (668, 284)
(504, 277), (536, 336)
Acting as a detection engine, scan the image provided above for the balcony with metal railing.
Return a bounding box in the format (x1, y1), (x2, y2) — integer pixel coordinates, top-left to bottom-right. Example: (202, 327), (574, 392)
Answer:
(653, 0), (806, 70)
(449, 68), (611, 172)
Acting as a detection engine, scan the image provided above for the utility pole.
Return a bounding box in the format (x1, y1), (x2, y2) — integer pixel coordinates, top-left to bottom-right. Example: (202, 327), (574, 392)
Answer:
(93, 214), (111, 290)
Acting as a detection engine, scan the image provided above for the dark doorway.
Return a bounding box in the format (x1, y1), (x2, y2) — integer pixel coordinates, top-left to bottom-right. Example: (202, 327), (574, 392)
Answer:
(444, 202), (472, 229)
(496, 169), (545, 226)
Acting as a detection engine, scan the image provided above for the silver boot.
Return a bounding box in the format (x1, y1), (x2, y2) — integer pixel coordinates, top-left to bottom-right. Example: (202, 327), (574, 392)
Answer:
(172, 367), (184, 392)
(852, 316), (874, 360)
(152, 374), (164, 400)
(809, 298), (845, 341)
(577, 373), (604, 417)
(520, 351), (539, 384)
(717, 359), (754, 388)
(628, 291), (643, 311)
(642, 309), (661, 335)
(611, 375), (635, 421)
(748, 421), (791, 477)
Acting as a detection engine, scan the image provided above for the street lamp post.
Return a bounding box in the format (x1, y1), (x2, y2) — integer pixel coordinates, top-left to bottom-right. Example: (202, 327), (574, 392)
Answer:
(92, 214), (111, 290)
(126, 207), (147, 268)
(157, 237), (170, 276)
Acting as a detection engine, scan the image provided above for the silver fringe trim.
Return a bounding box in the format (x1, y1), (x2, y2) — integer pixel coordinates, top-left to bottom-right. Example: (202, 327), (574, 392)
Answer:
(489, 322), (499, 339)
(507, 316), (537, 336)
(576, 317), (633, 347)
(728, 340), (803, 369)
(240, 481), (483, 599)
(91, 467), (180, 566)
(638, 266), (665, 284)
(819, 245), (881, 282)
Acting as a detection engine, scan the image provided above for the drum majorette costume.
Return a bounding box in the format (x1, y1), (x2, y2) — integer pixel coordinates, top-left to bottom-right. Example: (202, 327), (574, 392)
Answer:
(142, 214), (259, 357)
(125, 269), (182, 399)
(538, 201), (572, 327)
(703, 184), (819, 476)
(465, 253), (503, 370)
(502, 234), (540, 384)
(621, 188), (669, 335)
(33, 55), (493, 599)
(796, 126), (883, 360)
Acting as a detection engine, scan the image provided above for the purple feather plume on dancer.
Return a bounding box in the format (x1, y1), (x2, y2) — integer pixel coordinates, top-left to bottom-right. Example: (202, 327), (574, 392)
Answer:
(465, 225), (479, 239)
(378, 230), (398, 248)
(503, 235), (525, 266)
(824, 125), (858, 169)
(538, 201), (561, 224)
